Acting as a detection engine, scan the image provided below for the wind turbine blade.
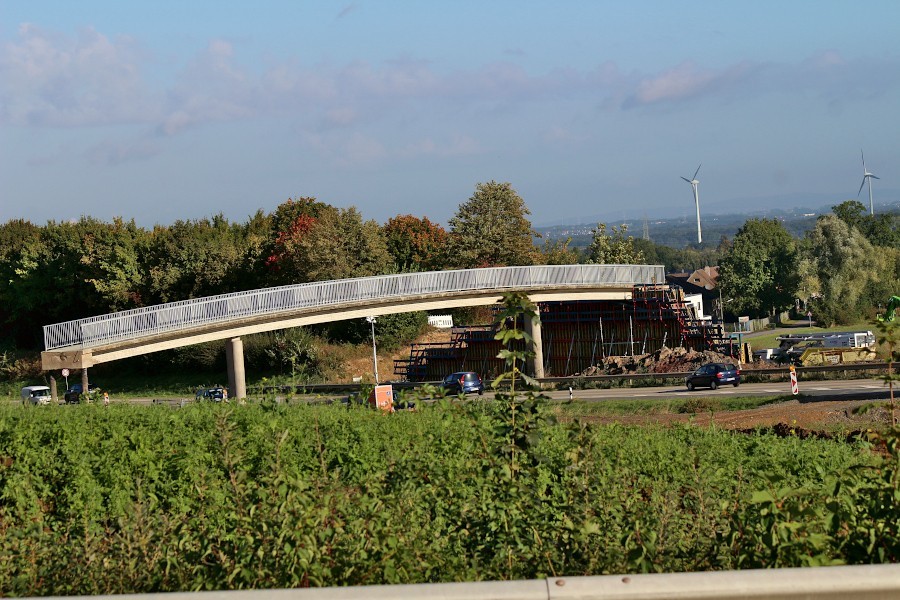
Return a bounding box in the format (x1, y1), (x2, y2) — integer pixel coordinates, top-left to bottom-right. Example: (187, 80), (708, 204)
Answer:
(681, 177), (691, 183)
(871, 174), (880, 180)
(693, 164), (701, 180)
(857, 178), (866, 196)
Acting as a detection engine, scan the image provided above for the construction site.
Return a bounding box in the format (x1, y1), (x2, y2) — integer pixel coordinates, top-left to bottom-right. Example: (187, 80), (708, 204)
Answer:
(394, 283), (740, 381)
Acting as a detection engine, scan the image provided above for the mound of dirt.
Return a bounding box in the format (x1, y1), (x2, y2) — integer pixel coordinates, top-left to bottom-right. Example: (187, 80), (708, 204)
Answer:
(581, 399), (896, 432)
(576, 345), (736, 376)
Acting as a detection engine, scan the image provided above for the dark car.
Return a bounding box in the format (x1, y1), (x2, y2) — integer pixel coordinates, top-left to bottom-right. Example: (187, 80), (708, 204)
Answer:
(196, 387), (227, 402)
(441, 372), (485, 396)
(685, 362), (741, 390)
(64, 383), (99, 404)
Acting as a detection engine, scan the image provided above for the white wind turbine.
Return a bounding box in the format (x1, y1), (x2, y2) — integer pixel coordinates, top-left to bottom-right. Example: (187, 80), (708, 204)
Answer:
(857, 150), (879, 215)
(681, 164), (702, 244)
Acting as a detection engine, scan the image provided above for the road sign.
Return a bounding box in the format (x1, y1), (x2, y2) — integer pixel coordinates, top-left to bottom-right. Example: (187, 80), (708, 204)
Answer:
(790, 368), (798, 395)
(61, 368), (69, 377)
(368, 384), (394, 412)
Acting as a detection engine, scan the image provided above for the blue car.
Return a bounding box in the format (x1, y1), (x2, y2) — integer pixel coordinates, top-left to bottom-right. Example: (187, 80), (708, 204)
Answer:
(441, 372), (485, 396)
(64, 383), (100, 404)
(685, 363), (741, 390)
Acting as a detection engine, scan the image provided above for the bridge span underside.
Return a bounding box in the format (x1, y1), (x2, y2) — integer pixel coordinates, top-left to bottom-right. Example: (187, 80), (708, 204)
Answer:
(41, 265), (666, 397)
(42, 288), (633, 370)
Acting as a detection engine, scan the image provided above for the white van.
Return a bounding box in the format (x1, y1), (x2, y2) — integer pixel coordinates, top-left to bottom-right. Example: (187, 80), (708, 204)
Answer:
(21, 385), (52, 406)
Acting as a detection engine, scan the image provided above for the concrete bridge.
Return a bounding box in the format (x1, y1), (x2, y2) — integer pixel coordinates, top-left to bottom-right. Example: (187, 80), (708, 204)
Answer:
(42, 264), (665, 398)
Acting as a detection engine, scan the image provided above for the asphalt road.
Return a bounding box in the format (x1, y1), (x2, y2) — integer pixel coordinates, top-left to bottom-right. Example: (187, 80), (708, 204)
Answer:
(88, 376), (893, 406)
(542, 377), (892, 403)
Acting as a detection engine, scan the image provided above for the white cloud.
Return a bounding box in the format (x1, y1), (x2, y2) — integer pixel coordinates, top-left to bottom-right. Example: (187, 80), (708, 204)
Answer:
(0, 24), (157, 127)
(629, 61), (717, 105)
(5, 22), (900, 169)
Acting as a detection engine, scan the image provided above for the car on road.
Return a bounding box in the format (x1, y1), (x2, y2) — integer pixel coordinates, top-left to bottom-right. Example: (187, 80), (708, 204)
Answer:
(685, 363), (740, 390)
(196, 387), (227, 402)
(64, 383), (99, 404)
(21, 385), (52, 406)
(441, 371), (485, 396)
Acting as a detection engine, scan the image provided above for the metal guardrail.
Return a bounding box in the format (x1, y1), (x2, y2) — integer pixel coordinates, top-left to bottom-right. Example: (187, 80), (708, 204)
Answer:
(43, 265), (664, 351)
(253, 363), (896, 396)
(40, 564), (900, 600)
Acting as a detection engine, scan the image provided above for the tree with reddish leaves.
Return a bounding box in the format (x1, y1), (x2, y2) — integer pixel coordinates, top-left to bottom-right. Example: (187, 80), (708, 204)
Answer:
(265, 214), (318, 276)
(262, 198), (330, 286)
(265, 199), (392, 285)
(383, 215), (449, 272)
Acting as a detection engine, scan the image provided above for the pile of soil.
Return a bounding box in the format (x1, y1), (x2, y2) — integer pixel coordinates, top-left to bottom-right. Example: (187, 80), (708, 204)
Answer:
(583, 399), (897, 432)
(576, 345), (736, 376)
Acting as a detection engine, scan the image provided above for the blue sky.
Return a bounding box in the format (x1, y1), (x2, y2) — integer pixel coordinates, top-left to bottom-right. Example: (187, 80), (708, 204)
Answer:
(2, 1), (899, 228)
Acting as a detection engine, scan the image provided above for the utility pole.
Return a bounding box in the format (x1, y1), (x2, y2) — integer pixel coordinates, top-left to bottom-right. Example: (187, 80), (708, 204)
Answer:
(719, 287), (724, 323)
(366, 316), (379, 384)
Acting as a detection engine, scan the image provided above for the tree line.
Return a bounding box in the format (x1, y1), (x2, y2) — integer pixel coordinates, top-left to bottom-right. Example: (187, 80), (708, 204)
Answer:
(719, 201), (899, 325)
(2, 180), (898, 352)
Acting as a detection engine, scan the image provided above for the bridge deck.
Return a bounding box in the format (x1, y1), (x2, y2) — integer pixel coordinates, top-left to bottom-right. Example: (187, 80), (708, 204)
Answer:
(42, 265), (664, 370)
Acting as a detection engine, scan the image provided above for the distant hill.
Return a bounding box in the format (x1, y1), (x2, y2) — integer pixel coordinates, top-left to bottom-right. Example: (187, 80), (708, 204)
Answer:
(536, 200), (900, 249)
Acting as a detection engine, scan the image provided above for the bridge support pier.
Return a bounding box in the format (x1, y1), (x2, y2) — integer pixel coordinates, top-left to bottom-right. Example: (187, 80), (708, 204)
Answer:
(524, 311), (545, 379)
(226, 337), (247, 400)
(81, 368), (89, 398)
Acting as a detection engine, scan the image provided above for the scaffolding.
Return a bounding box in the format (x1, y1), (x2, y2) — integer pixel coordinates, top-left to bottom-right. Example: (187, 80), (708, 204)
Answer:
(394, 284), (732, 381)
(393, 326), (501, 381)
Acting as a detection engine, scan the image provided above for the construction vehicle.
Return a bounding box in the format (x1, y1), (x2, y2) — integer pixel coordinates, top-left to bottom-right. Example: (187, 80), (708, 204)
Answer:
(878, 296), (900, 322)
(773, 331), (877, 366)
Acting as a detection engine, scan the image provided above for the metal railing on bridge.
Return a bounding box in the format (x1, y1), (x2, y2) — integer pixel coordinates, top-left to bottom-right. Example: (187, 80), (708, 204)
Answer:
(43, 264), (665, 351)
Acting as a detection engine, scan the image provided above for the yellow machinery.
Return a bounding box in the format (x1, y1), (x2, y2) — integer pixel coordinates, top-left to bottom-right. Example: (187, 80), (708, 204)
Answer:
(797, 346), (878, 366)
(775, 331), (878, 366)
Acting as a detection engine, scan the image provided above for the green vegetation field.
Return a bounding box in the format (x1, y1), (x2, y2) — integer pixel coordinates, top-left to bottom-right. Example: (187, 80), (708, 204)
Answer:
(0, 399), (896, 595)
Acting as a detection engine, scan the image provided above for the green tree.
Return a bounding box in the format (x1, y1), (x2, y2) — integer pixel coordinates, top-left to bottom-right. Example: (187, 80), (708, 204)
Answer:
(142, 215), (247, 303)
(803, 215), (887, 326)
(79, 217), (146, 311)
(383, 215), (448, 271)
(1, 218), (147, 346)
(0, 220), (43, 344)
(718, 218), (799, 317)
(536, 237), (580, 265)
(448, 181), (538, 268)
(831, 200), (868, 232)
(632, 238), (722, 272)
(327, 311), (428, 351)
(863, 212), (900, 248)
(832, 199), (900, 248)
(585, 223), (645, 264)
